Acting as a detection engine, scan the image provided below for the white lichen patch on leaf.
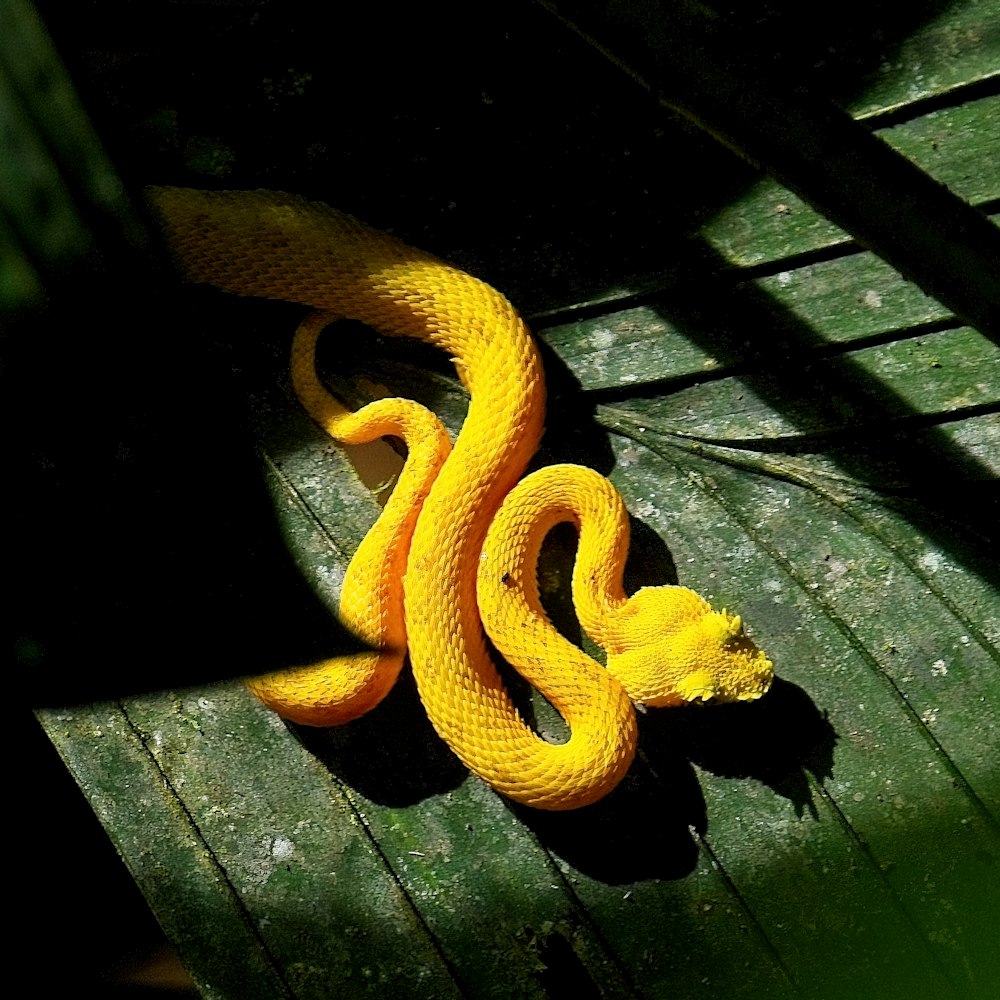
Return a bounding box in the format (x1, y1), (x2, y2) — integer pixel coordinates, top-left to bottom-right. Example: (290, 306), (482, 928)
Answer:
(589, 326), (617, 350)
(271, 835), (295, 860)
(917, 549), (945, 574)
(241, 832), (298, 886)
(316, 561), (347, 590)
(630, 498), (658, 521)
(823, 556), (852, 584)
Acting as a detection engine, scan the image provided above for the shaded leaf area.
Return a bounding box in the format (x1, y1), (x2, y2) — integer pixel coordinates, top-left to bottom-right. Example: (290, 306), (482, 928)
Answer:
(30, 0), (1000, 316)
(680, 0), (1000, 121)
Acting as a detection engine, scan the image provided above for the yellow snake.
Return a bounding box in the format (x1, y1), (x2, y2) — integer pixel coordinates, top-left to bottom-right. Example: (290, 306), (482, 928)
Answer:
(148, 187), (773, 810)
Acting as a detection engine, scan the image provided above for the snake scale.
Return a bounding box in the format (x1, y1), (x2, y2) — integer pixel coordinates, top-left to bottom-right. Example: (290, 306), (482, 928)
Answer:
(148, 187), (773, 810)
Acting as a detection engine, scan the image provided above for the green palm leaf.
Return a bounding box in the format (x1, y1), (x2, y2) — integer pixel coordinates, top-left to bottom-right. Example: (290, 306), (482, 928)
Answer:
(13, 0), (997, 996)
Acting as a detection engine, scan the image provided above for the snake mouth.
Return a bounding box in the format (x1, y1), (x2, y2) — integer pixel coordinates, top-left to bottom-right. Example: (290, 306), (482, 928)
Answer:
(690, 693), (720, 707)
(682, 670), (773, 708)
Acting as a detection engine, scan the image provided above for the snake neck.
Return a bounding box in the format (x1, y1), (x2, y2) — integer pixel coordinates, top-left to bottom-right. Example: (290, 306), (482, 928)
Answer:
(479, 464), (633, 649)
(148, 186), (541, 400)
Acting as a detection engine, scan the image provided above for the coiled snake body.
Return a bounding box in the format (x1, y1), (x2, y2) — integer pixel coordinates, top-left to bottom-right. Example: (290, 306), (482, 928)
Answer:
(149, 187), (773, 810)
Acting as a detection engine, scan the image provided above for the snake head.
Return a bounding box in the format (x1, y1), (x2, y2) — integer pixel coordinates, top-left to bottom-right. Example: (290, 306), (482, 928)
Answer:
(604, 585), (773, 708)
